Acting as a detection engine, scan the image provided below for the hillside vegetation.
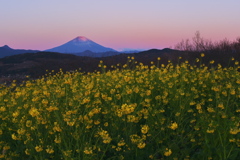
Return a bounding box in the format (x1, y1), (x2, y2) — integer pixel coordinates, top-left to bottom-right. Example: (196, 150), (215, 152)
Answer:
(0, 56), (239, 159)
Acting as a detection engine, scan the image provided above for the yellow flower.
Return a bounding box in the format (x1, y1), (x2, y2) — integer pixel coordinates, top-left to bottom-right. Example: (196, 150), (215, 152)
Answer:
(116, 147), (122, 151)
(54, 135), (61, 143)
(67, 121), (75, 126)
(130, 134), (141, 143)
(190, 101), (196, 105)
(207, 107), (215, 113)
(206, 129), (215, 133)
(229, 138), (236, 142)
(0, 107), (6, 112)
(210, 60), (214, 64)
(12, 111), (19, 118)
(41, 99), (48, 105)
(29, 107), (40, 117)
(3, 146), (10, 150)
(230, 89), (236, 95)
(94, 120), (100, 125)
(26, 120), (32, 127)
(175, 112), (180, 116)
(141, 125), (149, 134)
(46, 146), (54, 154)
(137, 142), (146, 149)
(11, 133), (18, 140)
(146, 90), (151, 96)
(35, 145), (43, 152)
(46, 106), (59, 112)
(127, 115), (138, 123)
(53, 122), (62, 132)
(164, 148), (172, 156)
(190, 139), (196, 142)
(230, 128), (239, 135)
(25, 149), (30, 155)
(98, 129), (112, 144)
(169, 122), (178, 130)
(196, 104), (202, 110)
(118, 140), (125, 147)
(103, 137), (112, 144)
(217, 103), (224, 109)
(17, 128), (25, 135)
(84, 147), (93, 154)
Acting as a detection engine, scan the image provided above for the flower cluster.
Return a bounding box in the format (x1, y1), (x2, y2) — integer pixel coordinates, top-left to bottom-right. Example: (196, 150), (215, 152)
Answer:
(0, 56), (240, 159)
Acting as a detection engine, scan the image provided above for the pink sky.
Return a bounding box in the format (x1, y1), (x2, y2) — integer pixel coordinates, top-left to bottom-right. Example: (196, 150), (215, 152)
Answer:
(0, 0), (240, 51)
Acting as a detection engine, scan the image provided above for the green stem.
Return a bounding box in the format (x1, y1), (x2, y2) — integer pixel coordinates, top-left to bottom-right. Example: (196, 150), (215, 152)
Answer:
(218, 131), (226, 159)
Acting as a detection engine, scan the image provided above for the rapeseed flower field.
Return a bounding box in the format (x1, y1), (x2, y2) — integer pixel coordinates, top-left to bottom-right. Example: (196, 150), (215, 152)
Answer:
(0, 56), (240, 159)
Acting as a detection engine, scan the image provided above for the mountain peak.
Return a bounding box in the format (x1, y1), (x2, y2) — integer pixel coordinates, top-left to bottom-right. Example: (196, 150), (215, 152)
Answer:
(73, 36), (89, 42)
(2, 45), (12, 49)
(45, 36), (116, 53)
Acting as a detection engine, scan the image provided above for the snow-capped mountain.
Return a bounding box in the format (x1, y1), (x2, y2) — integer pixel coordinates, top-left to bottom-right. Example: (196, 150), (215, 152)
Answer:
(45, 36), (116, 53)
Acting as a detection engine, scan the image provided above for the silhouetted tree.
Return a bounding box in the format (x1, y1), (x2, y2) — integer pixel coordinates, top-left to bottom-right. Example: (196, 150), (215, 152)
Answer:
(174, 31), (240, 54)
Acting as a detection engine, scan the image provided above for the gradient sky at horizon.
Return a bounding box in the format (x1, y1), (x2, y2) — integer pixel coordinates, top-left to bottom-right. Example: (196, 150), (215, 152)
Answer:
(1, 0), (240, 51)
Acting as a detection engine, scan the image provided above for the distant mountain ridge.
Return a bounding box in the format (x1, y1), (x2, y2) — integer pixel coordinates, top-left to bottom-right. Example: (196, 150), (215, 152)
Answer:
(0, 48), (179, 79)
(2, 47), (240, 84)
(0, 45), (39, 58)
(45, 36), (117, 53)
(0, 36), (142, 58)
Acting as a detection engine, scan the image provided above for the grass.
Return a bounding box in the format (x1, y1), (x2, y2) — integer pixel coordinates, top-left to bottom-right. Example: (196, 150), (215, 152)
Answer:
(0, 55), (240, 159)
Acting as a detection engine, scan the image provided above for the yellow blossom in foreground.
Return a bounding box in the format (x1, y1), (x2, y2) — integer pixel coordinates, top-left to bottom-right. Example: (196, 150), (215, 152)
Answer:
(207, 129), (215, 133)
(26, 120), (32, 127)
(164, 148), (172, 156)
(118, 139), (125, 146)
(3, 146), (10, 151)
(207, 107), (215, 113)
(35, 145), (43, 152)
(169, 122), (178, 130)
(230, 128), (239, 135)
(29, 107), (40, 117)
(229, 138), (236, 142)
(46, 146), (54, 154)
(54, 135), (61, 143)
(11, 133), (18, 140)
(137, 142), (146, 149)
(217, 103), (224, 109)
(84, 147), (93, 154)
(25, 149), (30, 155)
(141, 125), (149, 134)
(104, 122), (108, 126)
(1, 57), (240, 159)
(175, 112), (180, 116)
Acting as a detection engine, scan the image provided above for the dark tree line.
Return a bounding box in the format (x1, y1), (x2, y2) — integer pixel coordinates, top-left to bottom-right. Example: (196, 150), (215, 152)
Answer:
(174, 31), (240, 54)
